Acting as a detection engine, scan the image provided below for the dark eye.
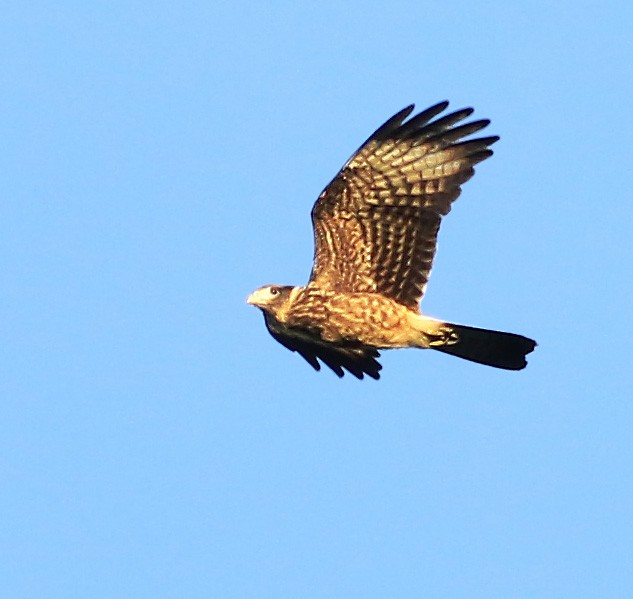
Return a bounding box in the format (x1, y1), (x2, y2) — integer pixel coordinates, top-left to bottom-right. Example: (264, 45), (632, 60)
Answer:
(270, 288), (279, 296)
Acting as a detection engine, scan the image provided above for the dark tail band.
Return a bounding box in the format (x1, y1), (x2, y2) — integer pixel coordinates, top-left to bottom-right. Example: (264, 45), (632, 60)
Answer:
(433, 323), (536, 370)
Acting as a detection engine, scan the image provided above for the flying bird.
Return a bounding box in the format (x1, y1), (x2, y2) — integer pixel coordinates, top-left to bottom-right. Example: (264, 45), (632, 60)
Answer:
(247, 101), (536, 379)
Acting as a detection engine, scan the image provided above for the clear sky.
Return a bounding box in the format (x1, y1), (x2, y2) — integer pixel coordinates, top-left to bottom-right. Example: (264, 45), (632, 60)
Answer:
(2, 1), (633, 597)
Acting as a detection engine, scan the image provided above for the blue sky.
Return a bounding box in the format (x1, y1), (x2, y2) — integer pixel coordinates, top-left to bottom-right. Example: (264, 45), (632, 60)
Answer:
(2, 1), (633, 597)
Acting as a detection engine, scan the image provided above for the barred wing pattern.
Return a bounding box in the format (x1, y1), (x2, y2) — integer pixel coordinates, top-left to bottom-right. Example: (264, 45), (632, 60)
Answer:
(309, 102), (498, 310)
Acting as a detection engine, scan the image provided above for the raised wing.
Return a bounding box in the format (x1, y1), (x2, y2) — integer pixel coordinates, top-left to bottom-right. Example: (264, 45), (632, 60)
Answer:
(309, 101), (498, 310)
(263, 313), (382, 380)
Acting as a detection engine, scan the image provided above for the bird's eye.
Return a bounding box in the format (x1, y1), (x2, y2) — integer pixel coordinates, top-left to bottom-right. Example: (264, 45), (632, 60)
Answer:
(270, 288), (279, 296)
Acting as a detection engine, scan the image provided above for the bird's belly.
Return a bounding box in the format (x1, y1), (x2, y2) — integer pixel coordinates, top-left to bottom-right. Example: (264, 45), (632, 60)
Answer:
(321, 293), (418, 348)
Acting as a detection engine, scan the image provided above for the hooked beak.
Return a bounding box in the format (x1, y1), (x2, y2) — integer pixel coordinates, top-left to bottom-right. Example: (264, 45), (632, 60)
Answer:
(247, 287), (272, 308)
(246, 292), (258, 306)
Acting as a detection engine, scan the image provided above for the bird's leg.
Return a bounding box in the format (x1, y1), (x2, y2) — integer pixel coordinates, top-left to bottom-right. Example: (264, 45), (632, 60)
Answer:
(407, 313), (459, 348)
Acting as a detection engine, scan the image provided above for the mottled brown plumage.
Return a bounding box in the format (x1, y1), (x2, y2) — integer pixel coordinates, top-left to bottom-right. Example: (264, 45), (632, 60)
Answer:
(247, 102), (536, 379)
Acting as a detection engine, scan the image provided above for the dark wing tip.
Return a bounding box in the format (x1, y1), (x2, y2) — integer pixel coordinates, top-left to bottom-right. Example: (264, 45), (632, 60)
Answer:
(368, 105), (416, 141)
(370, 102), (498, 148)
(317, 348), (383, 380)
(265, 315), (383, 380)
(356, 101), (448, 149)
(480, 134), (500, 145)
(469, 149), (495, 164)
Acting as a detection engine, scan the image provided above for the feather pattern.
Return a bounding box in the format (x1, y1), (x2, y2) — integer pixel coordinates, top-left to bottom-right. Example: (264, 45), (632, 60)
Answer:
(309, 101), (498, 309)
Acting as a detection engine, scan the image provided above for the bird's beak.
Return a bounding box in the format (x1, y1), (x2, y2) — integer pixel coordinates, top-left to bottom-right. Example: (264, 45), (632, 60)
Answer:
(247, 288), (268, 307)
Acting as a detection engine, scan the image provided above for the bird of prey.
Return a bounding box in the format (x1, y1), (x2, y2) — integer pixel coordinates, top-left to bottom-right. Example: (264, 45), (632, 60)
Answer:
(247, 101), (536, 379)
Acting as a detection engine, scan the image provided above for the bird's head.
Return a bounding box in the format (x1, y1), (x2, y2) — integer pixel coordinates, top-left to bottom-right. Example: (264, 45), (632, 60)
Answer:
(246, 285), (295, 315)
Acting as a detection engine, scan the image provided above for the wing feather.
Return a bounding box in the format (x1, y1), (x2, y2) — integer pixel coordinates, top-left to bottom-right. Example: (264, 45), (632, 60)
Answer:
(309, 102), (498, 309)
(264, 313), (382, 380)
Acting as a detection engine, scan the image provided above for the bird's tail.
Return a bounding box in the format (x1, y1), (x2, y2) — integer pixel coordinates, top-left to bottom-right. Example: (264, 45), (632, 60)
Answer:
(432, 323), (536, 370)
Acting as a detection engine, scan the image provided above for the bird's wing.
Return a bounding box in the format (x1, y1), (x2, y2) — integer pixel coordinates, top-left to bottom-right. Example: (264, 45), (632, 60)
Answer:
(264, 313), (382, 380)
(309, 101), (498, 310)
